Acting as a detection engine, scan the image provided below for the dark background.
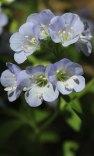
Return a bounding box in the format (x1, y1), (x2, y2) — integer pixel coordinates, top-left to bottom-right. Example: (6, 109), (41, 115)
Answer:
(0, 0), (94, 156)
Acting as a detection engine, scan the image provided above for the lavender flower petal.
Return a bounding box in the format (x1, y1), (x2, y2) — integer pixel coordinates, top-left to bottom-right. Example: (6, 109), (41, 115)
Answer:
(25, 86), (43, 107)
(43, 83), (59, 102)
(49, 13), (84, 46)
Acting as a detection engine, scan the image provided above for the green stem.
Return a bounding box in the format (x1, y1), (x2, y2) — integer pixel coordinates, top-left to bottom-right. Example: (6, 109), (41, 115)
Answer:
(39, 100), (61, 133)
(26, 120), (39, 134)
(28, 55), (40, 64)
(39, 109), (59, 132)
(27, 55), (50, 66)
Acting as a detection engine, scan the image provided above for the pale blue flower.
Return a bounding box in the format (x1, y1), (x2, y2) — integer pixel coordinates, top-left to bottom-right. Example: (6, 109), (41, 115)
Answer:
(26, 9), (54, 39)
(49, 13), (84, 47)
(46, 59), (85, 95)
(24, 65), (59, 107)
(10, 22), (40, 64)
(76, 21), (92, 56)
(0, 63), (28, 102)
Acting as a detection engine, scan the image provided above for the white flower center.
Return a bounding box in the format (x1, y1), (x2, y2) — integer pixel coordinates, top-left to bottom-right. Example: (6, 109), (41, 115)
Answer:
(22, 36), (37, 51)
(40, 24), (49, 38)
(56, 70), (69, 81)
(64, 80), (74, 89)
(58, 29), (73, 42)
(4, 74), (17, 92)
(35, 75), (48, 87)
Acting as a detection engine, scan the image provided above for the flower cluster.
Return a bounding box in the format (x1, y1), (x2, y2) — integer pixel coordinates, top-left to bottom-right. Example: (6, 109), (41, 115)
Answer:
(10, 9), (92, 64)
(0, 8), (8, 34)
(0, 59), (85, 107)
(1, 9), (91, 107)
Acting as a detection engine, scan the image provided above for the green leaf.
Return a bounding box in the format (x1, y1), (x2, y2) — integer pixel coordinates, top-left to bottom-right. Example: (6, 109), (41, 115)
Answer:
(28, 55), (50, 66)
(87, 85), (94, 93)
(10, 20), (19, 32)
(70, 99), (83, 116)
(63, 141), (79, 156)
(60, 97), (82, 131)
(34, 110), (50, 123)
(1, 108), (26, 120)
(1, 108), (39, 134)
(39, 131), (59, 143)
(65, 104), (82, 131)
(60, 97), (67, 110)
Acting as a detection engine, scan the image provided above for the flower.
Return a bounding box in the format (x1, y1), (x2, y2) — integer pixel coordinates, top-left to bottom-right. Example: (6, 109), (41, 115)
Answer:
(10, 22), (40, 64)
(0, 8), (8, 34)
(0, 63), (25, 102)
(49, 13), (84, 47)
(24, 65), (59, 107)
(26, 9), (54, 40)
(46, 58), (85, 95)
(75, 21), (92, 56)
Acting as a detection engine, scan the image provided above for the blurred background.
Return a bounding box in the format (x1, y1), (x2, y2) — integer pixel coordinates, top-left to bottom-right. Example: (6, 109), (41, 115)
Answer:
(0, 0), (94, 156)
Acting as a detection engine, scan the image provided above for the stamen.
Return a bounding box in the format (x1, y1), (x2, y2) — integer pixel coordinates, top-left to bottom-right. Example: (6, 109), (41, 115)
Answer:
(36, 75), (48, 87)
(13, 74), (16, 77)
(23, 87), (28, 91)
(56, 70), (69, 81)
(80, 35), (93, 40)
(4, 86), (16, 91)
(58, 29), (72, 42)
(22, 36), (37, 51)
(40, 24), (49, 37)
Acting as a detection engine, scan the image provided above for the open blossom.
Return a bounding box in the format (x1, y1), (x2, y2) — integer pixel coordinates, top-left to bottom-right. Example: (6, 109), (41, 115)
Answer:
(0, 63), (23, 101)
(76, 21), (92, 56)
(0, 60), (85, 105)
(0, 8), (8, 34)
(26, 9), (54, 40)
(10, 22), (40, 64)
(46, 59), (85, 95)
(0, 63), (34, 102)
(49, 13), (84, 47)
(23, 65), (59, 107)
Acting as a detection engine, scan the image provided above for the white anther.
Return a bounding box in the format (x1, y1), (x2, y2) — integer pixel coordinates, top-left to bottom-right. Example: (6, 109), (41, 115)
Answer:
(23, 87), (28, 91)
(25, 35), (29, 38)
(30, 37), (36, 44)
(56, 70), (60, 73)
(4, 86), (16, 91)
(71, 27), (73, 30)
(32, 75), (34, 78)
(63, 31), (66, 34)
(12, 74), (15, 77)
(68, 32), (71, 34)
(80, 35), (93, 39)
(39, 75), (43, 78)
(43, 77), (47, 80)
